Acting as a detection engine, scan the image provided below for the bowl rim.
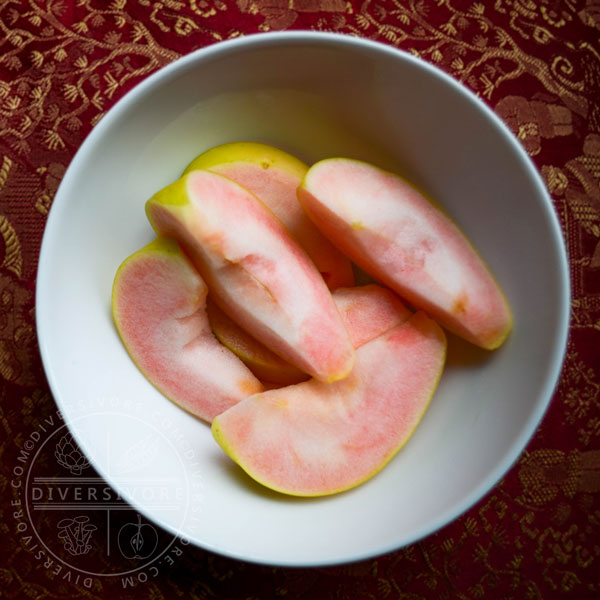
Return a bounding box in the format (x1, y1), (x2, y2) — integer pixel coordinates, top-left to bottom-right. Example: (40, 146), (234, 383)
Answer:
(36, 30), (571, 566)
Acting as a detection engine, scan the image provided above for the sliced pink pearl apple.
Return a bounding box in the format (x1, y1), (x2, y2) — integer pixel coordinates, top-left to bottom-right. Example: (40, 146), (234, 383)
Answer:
(207, 284), (412, 385)
(145, 169), (355, 383)
(212, 311), (447, 497)
(111, 237), (263, 423)
(183, 142), (355, 290)
(298, 158), (513, 350)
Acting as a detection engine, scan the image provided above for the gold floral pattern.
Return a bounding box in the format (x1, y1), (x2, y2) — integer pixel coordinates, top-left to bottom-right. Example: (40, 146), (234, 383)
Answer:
(0, 0), (599, 598)
(496, 95), (573, 155)
(0, 272), (36, 385)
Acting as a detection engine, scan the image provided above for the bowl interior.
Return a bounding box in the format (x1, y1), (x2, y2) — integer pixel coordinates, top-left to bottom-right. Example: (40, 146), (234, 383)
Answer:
(36, 33), (569, 566)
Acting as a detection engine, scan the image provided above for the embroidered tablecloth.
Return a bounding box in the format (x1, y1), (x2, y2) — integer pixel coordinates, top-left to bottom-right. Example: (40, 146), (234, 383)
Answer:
(1, 1), (599, 598)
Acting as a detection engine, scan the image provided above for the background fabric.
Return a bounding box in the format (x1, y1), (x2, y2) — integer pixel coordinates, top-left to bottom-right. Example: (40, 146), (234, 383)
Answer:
(1, 1), (599, 598)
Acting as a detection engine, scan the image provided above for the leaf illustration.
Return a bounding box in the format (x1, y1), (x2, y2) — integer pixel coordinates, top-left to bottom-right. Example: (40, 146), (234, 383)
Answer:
(114, 433), (159, 475)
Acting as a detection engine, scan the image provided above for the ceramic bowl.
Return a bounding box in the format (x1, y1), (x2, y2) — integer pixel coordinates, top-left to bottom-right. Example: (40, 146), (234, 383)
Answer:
(37, 32), (570, 566)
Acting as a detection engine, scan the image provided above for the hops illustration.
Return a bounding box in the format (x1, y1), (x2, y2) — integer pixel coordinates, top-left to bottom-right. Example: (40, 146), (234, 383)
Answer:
(55, 433), (89, 475)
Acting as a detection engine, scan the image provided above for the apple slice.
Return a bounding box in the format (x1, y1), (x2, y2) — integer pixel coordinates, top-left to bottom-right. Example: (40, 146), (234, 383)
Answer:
(212, 311), (447, 496)
(183, 142), (355, 290)
(206, 296), (308, 386)
(206, 284), (411, 384)
(298, 158), (513, 350)
(145, 170), (355, 383)
(111, 237), (263, 422)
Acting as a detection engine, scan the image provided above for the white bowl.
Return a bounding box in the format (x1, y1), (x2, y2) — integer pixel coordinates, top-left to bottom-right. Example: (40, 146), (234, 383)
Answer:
(37, 32), (570, 566)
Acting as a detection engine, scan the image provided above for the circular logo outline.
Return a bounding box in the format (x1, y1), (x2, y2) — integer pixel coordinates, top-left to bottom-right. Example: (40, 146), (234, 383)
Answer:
(22, 409), (194, 578)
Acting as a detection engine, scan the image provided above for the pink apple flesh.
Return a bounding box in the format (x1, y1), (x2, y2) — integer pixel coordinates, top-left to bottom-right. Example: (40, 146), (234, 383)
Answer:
(206, 296), (309, 386)
(111, 237), (263, 423)
(207, 284), (412, 384)
(183, 142), (354, 290)
(298, 158), (513, 350)
(212, 311), (447, 496)
(333, 284), (412, 348)
(145, 170), (355, 382)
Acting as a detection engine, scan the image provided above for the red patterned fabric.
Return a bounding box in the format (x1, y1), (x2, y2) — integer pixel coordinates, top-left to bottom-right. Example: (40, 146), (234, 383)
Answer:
(1, 1), (599, 598)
